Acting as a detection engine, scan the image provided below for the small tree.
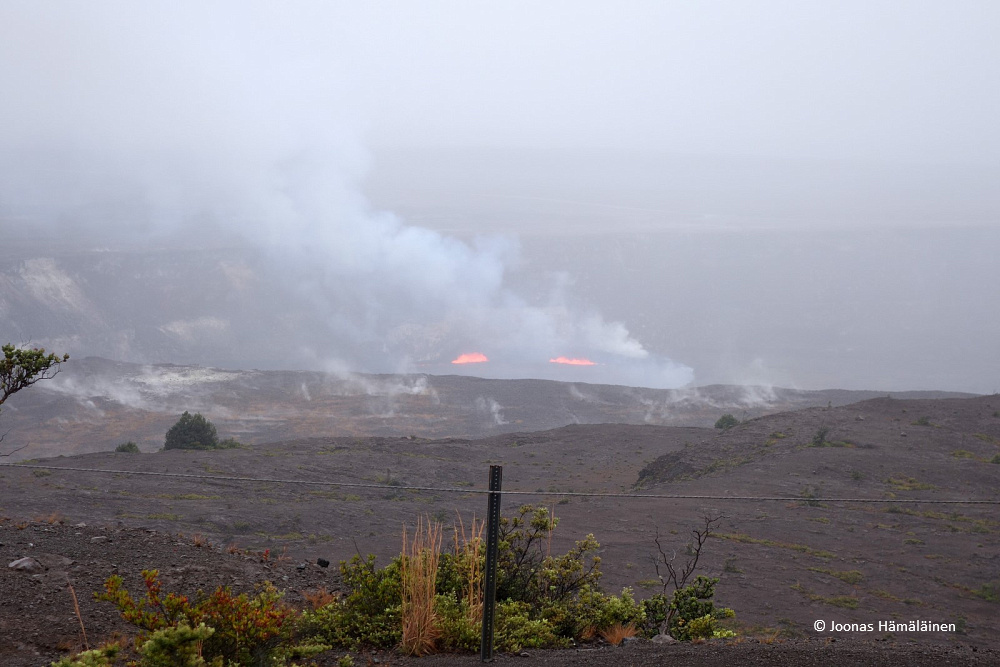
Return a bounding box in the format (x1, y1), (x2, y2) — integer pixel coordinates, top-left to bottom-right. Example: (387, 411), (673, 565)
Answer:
(115, 441), (141, 453)
(647, 516), (725, 636)
(164, 412), (218, 451)
(714, 414), (739, 430)
(1, 344), (68, 456)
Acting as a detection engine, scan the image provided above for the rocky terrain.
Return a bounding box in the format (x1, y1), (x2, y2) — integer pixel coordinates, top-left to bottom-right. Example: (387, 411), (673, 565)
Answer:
(2, 392), (999, 665)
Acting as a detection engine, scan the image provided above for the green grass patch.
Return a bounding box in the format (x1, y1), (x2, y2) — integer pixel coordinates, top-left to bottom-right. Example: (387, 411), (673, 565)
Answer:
(146, 513), (181, 521)
(715, 533), (835, 558)
(885, 476), (935, 491)
(790, 583), (858, 608)
(808, 568), (863, 584)
(975, 581), (1000, 602)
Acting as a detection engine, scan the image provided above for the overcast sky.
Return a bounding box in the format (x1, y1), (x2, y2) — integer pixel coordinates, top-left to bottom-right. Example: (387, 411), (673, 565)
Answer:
(4, 1), (1000, 166)
(1, 2), (998, 391)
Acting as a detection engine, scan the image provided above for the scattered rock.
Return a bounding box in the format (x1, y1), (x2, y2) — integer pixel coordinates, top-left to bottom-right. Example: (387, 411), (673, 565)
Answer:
(651, 634), (677, 644)
(8, 557), (44, 572)
(90, 536), (108, 543)
(317, 558), (330, 568)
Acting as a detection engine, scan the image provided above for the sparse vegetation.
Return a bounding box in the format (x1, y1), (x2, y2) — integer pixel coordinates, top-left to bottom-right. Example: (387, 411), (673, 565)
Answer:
(790, 583), (858, 608)
(885, 476), (936, 491)
(975, 581), (1000, 603)
(808, 567), (863, 585)
(715, 533), (835, 559)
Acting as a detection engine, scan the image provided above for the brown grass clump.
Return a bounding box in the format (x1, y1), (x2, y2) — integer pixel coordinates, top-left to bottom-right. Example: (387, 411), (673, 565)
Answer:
(226, 542), (241, 555)
(401, 516), (443, 656)
(599, 623), (637, 645)
(191, 533), (209, 548)
(303, 587), (339, 610)
(37, 511), (63, 525)
(453, 514), (485, 627)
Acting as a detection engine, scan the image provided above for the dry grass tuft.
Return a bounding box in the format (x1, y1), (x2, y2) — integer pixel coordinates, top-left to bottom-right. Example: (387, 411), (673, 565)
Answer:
(191, 533), (209, 548)
(37, 511), (63, 525)
(599, 623), (637, 645)
(303, 587), (339, 610)
(68, 582), (89, 650)
(226, 542), (241, 555)
(760, 629), (784, 644)
(453, 513), (485, 627)
(401, 516), (443, 656)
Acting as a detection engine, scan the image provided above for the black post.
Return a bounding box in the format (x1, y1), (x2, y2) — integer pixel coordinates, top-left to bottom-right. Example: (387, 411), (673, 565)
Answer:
(480, 464), (503, 662)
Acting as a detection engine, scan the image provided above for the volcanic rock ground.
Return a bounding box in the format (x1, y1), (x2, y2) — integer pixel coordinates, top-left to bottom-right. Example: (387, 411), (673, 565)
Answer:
(2, 394), (999, 665)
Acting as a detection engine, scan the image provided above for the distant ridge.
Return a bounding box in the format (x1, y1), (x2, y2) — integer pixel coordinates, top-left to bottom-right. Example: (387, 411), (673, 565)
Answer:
(0, 356), (977, 461)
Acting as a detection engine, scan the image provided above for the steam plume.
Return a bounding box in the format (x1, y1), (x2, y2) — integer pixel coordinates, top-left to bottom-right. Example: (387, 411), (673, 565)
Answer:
(0, 4), (693, 388)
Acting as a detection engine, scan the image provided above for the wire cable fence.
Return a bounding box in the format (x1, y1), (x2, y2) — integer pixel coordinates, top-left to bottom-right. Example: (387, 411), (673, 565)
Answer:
(3, 461), (999, 504)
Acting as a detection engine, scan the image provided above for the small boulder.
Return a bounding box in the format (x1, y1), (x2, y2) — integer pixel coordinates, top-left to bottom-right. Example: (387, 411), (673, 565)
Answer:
(651, 634), (677, 645)
(8, 557), (44, 572)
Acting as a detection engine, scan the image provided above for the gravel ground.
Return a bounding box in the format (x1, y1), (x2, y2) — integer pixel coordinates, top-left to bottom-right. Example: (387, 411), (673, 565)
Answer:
(3, 520), (996, 667)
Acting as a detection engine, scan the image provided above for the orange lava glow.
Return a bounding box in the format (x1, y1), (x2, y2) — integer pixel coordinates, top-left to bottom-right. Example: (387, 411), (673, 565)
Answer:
(451, 352), (489, 364)
(549, 356), (596, 366)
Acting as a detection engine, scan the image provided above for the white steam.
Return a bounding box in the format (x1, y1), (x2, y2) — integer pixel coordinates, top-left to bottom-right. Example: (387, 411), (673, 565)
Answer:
(0, 4), (693, 389)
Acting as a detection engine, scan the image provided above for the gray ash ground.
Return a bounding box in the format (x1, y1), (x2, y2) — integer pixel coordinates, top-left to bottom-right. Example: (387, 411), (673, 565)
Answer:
(3, 394), (1000, 665)
(2, 521), (996, 667)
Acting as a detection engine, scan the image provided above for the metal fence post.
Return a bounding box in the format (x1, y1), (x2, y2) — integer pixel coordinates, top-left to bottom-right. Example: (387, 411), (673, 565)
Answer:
(480, 464), (502, 661)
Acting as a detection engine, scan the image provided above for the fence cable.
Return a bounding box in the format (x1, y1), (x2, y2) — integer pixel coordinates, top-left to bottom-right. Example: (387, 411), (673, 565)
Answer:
(3, 462), (999, 504)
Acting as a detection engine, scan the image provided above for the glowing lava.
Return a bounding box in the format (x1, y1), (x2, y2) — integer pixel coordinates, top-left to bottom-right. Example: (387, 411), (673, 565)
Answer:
(451, 352), (489, 364)
(549, 356), (596, 366)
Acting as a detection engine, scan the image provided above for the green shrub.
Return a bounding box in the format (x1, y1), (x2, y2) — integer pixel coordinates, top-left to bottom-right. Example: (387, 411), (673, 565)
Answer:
(714, 414), (739, 430)
(299, 555), (402, 649)
(138, 623), (214, 667)
(433, 594), (480, 651)
(164, 412), (219, 450)
(991, 454), (1000, 464)
(496, 505), (602, 607)
(811, 427), (830, 447)
(668, 576), (734, 641)
(494, 601), (567, 652)
(544, 585), (645, 638)
(49, 646), (118, 667)
(95, 569), (313, 665)
(115, 441), (141, 453)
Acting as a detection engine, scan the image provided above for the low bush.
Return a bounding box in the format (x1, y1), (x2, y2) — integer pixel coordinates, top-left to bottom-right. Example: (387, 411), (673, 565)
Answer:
(96, 569), (325, 665)
(114, 441), (140, 453)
